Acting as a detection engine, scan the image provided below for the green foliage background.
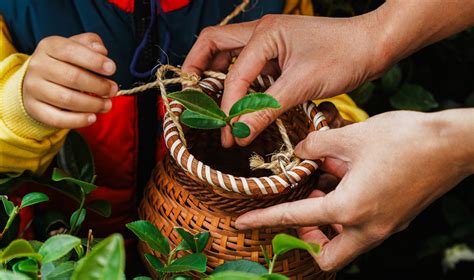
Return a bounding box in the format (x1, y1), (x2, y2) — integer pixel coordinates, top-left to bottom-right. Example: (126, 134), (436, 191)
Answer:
(312, 1), (474, 279)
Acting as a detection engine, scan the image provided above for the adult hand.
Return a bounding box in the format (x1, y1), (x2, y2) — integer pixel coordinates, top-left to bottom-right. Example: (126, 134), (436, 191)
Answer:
(183, 14), (385, 147)
(23, 32), (118, 128)
(182, 1), (474, 148)
(235, 109), (474, 271)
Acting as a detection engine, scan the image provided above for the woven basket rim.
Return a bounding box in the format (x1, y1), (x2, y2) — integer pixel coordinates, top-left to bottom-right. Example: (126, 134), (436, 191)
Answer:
(164, 97), (328, 198)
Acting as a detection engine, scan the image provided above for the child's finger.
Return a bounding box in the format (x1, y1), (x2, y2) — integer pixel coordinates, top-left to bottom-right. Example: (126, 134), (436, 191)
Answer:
(35, 80), (112, 113)
(26, 98), (97, 129)
(69, 33), (109, 56)
(39, 56), (117, 97)
(41, 36), (116, 76)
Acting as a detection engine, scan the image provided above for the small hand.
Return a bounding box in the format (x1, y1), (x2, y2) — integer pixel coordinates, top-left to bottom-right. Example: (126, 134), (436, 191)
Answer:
(23, 32), (118, 128)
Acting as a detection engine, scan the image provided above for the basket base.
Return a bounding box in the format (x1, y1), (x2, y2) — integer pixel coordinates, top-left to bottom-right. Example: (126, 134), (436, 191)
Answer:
(138, 160), (336, 279)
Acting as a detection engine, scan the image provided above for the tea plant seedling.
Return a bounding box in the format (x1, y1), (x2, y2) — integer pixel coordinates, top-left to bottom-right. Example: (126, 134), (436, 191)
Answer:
(167, 90), (281, 138)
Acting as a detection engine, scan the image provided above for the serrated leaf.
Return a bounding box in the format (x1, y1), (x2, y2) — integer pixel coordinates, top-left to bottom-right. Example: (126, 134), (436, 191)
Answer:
(126, 221), (170, 255)
(51, 168), (97, 194)
(1, 196), (15, 216)
(159, 253), (207, 273)
(86, 200), (111, 218)
(390, 84), (438, 111)
(228, 93), (281, 119)
(168, 90), (227, 119)
(272, 233), (320, 256)
(180, 110), (227, 129)
(70, 208), (86, 231)
(231, 122), (250, 138)
(57, 130), (95, 182)
(144, 253), (163, 271)
(213, 260), (267, 275)
(0, 239), (41, 263)
(20, 192), (49, 209)
(381, 64), (402, 92)
(71, 234), (125, 280)
(39, 234), (81, 263)
(0, 271), (30, 280)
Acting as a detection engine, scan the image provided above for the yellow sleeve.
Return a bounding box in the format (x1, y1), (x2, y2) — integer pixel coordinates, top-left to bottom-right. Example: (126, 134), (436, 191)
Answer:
(0, 16), (68, 176)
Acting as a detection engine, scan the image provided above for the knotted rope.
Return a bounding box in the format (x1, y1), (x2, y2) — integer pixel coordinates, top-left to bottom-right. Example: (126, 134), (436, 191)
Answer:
(116, 0), (300, 175)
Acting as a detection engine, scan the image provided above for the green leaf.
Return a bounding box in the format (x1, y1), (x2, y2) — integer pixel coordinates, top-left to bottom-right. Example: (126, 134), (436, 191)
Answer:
(70, 208), (86, 230)
(349, 81), (375, 106)
(39, 234), (81, 263)
(144, 253), (163, 271)
(20, 192), (49, 209)
(381, 64), (402, 92)
(86, 200), (111, 218)
(170, 276), (193, 280)
(168, 90), (227, 119)
(213, 260), (267, 275)
(272, 233), (320, 256)
(133, 277), (152, 280)
(180, 110), (227, 129)
(0, 239), (41, 263)
(15, 258), (38, 274)
(390, 84), (439, 111)
(44, 261), (76, 280)
(175, 228), (196, 252)
(71, 234), (125, 280)
(1, 196), (15, 216)
(159, 253), (207, 273)
(231, 122), (250, 138)
(126, 221), (170, 255)
(28, 240), (43, 252)
(176, 240), (191, 252)
(51, 168), (97, 194)
(228, 93), (281, 119)
(208, 271), (261, 280)
(195, 232), (210, 253)
(0, 271), (30, 280)
(57, 130), (95, 182)
(260, 274), (289, 280)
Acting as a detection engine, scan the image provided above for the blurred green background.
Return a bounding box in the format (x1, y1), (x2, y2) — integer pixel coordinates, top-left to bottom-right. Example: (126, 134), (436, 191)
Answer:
(312, 1), (474, 279)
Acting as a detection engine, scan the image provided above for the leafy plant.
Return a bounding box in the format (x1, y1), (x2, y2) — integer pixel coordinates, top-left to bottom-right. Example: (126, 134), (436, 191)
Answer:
(209, 233), (320, 280)
(167, 90), (281, 138)
(127, 221), (210, 280)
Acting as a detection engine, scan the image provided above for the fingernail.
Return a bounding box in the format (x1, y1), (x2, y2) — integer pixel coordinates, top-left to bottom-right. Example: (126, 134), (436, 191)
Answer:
(91, 42), (103, 51)
(109, 83), (118, 97)
(88, 114), (97, 123)
(103, 99), (112, 112)
(103, 61), (115, 74)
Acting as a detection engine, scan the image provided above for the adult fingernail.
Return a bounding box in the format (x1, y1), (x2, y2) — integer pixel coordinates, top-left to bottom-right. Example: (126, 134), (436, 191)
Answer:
(102, 99), (112, 112)
(103, 61), (115, 74)
(88, 114), (97, 124)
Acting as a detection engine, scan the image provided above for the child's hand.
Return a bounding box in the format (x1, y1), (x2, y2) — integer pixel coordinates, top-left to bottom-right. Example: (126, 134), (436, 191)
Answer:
(23, 33), (118, 128)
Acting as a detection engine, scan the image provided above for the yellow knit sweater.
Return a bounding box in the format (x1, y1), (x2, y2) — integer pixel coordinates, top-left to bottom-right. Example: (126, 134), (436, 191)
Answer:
(0, 6), (367, 177)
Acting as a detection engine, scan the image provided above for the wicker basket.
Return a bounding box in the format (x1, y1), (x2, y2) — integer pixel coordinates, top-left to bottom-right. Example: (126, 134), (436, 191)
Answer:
(139, 74), (338, 279)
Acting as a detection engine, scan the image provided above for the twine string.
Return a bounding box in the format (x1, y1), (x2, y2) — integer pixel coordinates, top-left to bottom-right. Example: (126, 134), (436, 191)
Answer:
(116, 0), (299, 175)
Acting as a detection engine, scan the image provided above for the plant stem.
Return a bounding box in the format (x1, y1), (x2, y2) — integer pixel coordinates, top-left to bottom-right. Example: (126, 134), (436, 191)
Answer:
(0, 206), (19, 240)
(268, 254), (279, 275)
